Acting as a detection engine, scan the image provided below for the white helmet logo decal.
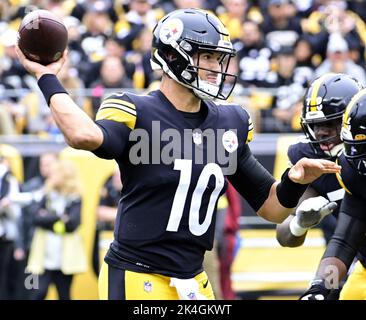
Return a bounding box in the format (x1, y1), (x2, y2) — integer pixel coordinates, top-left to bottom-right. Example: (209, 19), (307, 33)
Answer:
(160, 18), (184, 45)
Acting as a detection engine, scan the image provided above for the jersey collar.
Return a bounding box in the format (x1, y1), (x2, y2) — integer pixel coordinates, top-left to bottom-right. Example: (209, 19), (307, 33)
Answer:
(154, 90), (218, 130)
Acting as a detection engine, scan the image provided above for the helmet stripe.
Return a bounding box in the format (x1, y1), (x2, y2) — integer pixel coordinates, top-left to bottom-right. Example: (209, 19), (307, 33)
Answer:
(309, 73), (334, 111)
(343, 88), (366, 129)
(208, 11), (230, 42)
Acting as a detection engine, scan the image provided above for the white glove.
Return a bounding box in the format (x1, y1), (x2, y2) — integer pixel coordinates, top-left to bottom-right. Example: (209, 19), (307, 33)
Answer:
(170, 277), (208, 300)
(290, 196), (337, 236)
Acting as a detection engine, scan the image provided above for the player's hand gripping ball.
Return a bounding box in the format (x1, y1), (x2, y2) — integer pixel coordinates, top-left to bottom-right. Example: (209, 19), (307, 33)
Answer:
(18, 9), (68, 66)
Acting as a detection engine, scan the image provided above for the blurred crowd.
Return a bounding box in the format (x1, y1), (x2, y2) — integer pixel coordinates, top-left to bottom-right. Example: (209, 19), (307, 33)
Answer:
(1, 0), (366, 134)
(2, 0), (366, 300)
(0, 151), (87, 299)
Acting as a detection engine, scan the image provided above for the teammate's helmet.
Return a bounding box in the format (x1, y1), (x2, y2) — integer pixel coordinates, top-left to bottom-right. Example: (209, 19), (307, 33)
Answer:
(151, 8), (237, 100)
(301, 73), (363, 157)
(341, 88), (366, 175)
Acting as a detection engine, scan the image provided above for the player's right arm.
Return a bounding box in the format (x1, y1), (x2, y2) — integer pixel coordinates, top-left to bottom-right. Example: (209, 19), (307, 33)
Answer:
(16, 48), (103, 150)
(47, 92), (103, 150)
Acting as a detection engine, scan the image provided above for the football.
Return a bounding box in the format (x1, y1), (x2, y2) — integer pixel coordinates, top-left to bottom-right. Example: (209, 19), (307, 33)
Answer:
(18, 9), (68, 65)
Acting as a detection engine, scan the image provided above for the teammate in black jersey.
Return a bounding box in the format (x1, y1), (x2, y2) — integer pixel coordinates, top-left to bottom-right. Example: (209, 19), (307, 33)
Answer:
(276, 73), (362, 248)
(17, 9), (340, 300)
(276, 73), (366, 300)
(301, 88), (366, 300)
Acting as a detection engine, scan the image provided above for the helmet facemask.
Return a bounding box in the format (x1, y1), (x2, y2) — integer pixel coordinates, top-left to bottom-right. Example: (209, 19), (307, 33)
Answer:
(151, 10), (238, 101)
(301, 116), (343, 159)
(152, 38), (237, 100)
(300, 73), (363, 159)
(342, 126), (366, 175)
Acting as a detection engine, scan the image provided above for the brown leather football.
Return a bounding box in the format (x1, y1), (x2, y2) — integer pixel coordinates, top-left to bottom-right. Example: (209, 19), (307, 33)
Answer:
(18, 9), (68, 65)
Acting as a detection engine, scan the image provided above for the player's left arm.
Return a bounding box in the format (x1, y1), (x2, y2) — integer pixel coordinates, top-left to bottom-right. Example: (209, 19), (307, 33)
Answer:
(301, 193), (366, 300)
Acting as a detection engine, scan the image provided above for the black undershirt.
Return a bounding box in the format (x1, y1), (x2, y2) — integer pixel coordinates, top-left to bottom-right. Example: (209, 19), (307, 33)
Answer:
(178, 103), (208, 128)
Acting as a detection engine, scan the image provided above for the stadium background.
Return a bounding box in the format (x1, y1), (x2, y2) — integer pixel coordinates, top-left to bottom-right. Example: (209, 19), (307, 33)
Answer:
(1, 0), (366, 299)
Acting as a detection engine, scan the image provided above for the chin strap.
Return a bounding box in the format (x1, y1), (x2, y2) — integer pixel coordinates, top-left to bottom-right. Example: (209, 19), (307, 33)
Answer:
(324, 143), (344, 158)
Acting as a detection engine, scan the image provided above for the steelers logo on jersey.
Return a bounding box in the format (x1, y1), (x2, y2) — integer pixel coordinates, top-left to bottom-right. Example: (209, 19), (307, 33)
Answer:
(222, 130), (238, 153)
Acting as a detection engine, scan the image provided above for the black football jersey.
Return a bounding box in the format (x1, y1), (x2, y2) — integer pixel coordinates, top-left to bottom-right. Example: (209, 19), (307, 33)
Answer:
(337, 153), (366, 268)
(288, 141), (344, 214)
(92, 89), (275, 278)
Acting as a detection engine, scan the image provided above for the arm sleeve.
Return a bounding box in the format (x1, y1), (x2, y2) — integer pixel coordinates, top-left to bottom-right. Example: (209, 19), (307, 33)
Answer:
(228, 144), (276, 212)
(323, 193), (366, 268)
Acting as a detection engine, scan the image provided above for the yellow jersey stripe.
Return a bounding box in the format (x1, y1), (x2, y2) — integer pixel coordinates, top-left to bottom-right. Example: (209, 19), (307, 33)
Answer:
(96, 108), (136, 130)
(335, 159), (352, 194)
(100, 103), (137, 116)
(335, 172), (352, 194)
(102, 98), (136, 110)
(246, 129), (254, 144)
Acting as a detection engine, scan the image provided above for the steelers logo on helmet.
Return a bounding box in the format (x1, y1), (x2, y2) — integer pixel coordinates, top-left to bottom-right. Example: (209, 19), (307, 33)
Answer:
(341, 88), (366, 175)
(159, 18), (184, 45)
(151, 9), (237, 101)
(301, 73), (363, 159)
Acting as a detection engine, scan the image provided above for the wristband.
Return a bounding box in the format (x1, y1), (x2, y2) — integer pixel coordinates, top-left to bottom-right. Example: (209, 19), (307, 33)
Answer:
(289, 216), (308, 236)
(276, 168), (308, 208)
(38, 74), (68, 105)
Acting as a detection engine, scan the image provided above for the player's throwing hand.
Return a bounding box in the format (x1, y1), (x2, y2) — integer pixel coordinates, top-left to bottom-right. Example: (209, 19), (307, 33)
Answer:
(16, 45), (67, 80)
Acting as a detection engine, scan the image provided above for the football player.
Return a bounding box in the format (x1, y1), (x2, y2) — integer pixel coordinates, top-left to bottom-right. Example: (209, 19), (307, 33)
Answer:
(276, 73), (366, 300)
(16, 9), (340, 300)
(276, 73), (362, 248)
(301, 88), (366, 300)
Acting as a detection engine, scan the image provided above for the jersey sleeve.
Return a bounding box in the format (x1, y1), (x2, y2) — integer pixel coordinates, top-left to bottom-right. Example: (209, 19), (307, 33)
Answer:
(92, 93), (137, 160)
(287, 143), (301, 166)
(287, 142), (313, 166)
(244, 109), (254, 144)
(337, 154), (365, 198)
(235, 106), (254, 144)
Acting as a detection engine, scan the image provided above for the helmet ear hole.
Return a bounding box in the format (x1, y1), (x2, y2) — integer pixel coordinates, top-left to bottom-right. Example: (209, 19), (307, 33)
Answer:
(162, 49), (178, 62)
